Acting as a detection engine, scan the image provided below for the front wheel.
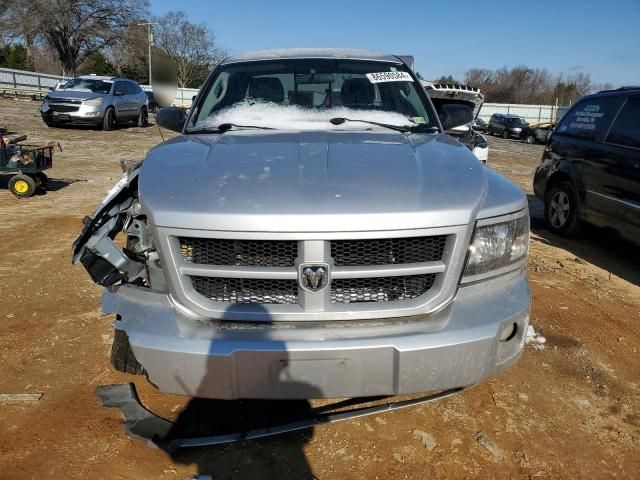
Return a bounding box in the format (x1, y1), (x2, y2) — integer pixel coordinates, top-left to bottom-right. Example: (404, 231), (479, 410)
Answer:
(544, 181), (582, 237)
(111, 329), (144, 375)
(137, 106), (149, 127)
(502, 129), (510, 139)
(102, 107), (116, 131)
(487, 126), (494, 136)
(525, 134), (535, 144)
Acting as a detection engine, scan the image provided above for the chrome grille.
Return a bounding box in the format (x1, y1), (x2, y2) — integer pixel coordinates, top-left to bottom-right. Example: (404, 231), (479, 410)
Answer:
(331, 236), (447, 266)
(165, 228), (464, 320)
(331, 274), (436, 303)
(180, 238), (297, 267)
(191, 276), (298, 304)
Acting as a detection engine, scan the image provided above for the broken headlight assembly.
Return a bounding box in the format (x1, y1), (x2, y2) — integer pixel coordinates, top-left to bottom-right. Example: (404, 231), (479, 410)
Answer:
(461, 212), (529, 282)
(72, 161), (157, 289)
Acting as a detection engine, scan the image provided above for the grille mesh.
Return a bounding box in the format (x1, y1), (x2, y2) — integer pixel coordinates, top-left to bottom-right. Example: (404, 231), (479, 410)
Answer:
(190, 276), (299, 304)
(180, 238), (297, 267)
(331, 274), (436, 303)
(50, 105), (79, 112)
(331, 236), (447, 266)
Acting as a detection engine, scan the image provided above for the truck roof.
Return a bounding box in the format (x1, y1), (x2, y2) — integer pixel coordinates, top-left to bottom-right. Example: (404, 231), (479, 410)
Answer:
(222, 48), (402, 65)
(76, 75), (121, 81)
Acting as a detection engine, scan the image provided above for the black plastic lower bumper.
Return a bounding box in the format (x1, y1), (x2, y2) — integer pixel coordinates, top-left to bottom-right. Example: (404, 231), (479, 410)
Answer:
(96, 383), (464, 452)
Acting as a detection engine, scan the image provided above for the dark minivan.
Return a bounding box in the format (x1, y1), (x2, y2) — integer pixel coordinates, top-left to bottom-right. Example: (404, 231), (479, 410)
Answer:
(533, 87), (640, 243)
(488, 113), (528, 139)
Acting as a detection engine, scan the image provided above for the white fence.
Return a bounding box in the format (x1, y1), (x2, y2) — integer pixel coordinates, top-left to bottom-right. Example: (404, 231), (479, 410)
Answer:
(478, 103), (569, 123)
(0, 67), (197, 107)
(0, 66), (69, 91)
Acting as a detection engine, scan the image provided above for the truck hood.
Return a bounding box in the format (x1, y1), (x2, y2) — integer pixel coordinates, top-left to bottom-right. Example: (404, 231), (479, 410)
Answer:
(140, 130), (515, 232)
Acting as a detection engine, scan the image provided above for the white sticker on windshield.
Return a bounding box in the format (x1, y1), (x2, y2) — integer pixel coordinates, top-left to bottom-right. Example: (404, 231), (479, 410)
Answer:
(366, 72), (413, 83)
(367, 72), (413, 83)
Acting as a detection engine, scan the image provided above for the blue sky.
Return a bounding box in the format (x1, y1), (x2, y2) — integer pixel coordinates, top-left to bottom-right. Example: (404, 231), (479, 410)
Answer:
(151, 0), (639, 86)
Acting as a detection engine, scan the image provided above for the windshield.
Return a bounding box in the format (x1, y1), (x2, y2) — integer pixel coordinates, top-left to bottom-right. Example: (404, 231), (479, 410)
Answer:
(506, 117), (527, 126)
(190, 59), (435, 131)
(62, 78), (112, 94)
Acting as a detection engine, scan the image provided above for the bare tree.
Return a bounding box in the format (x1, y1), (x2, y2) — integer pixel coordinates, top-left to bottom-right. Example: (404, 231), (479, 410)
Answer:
(462, 65), (593, 105)
(464, 68), (493, 89)
(106, 23), (149, 81)
(154, 10), (224, 88)
(2, 0), (148, 76)
(433, 74), (460, 84)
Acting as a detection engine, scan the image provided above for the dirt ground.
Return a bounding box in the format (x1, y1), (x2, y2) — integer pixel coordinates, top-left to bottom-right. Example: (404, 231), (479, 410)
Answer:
(0, 97), (638, 480)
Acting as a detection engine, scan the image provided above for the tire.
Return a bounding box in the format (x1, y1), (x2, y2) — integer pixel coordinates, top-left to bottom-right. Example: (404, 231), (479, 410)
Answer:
(137, 106), (149, 127)
(525, 134), (535, 144)
(9, 174), (37, 198)
(487, 126), (493, 136)
(110, 329), (144, 375)
(544, 181), (582, 237)
(33, 172), (48, 187)
(502, 129), (510, 139)
(102, 107), (116, 131)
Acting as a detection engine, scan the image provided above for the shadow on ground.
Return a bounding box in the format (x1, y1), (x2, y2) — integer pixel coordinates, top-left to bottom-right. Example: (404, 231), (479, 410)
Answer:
(528, 195), (640, 286)
(166, 399), (317, 480)
(162, 303), (318, 479)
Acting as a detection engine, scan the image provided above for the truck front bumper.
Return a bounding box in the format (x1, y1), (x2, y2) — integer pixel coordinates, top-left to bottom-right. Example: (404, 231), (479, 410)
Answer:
(104, 269), (530, 399)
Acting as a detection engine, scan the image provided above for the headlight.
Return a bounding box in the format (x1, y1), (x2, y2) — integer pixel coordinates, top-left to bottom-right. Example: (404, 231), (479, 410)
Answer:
(84, 97), (103, 106)
(462, 212), (529, 281)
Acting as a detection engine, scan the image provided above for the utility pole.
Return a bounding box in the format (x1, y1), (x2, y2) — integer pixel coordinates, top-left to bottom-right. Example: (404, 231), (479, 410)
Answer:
(137, 22), (157, 85)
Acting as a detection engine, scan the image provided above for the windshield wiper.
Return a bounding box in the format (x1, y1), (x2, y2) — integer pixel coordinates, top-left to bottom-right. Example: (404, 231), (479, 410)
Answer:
(217, 123), (275, 132)
(329, 117), (410, 132)
(187, 123), (275, 135)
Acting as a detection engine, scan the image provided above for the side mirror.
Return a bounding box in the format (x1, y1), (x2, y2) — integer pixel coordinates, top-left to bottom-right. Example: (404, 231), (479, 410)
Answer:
(156, 107), (186, 133)
(48, 86), (55, 91)
(439, 104), (474, 130)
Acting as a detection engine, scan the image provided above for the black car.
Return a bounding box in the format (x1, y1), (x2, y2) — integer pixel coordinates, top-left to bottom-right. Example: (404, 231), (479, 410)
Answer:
(473, 117), (488, 132)
(533, 87), (640, 243)
(488, 113), (528, 139)
(520, 122), (555, 144)
(145, 91), (160, 113)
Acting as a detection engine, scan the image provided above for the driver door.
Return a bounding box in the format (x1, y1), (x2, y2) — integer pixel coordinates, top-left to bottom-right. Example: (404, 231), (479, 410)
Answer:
(113, 81), (129, 119)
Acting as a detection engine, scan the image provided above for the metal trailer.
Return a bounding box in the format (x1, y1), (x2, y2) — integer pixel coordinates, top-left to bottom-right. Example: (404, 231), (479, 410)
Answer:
(0, 143), (54, 197)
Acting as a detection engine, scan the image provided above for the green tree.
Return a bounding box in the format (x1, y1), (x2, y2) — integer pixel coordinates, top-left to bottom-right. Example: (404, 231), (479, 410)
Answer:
(79, 51), (116, 76)
(0, 43), (32, 69)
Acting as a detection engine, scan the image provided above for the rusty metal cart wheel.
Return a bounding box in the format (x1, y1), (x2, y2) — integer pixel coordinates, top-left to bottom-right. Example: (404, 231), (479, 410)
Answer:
(9, 174), (37, 198)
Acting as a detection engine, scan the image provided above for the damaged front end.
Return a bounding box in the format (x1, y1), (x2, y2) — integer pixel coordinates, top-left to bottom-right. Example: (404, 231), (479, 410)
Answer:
(72, 161), (156, 289)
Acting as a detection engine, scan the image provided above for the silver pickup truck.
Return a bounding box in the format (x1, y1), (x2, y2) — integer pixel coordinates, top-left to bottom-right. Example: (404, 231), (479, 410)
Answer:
(73, 49), (530, 400)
